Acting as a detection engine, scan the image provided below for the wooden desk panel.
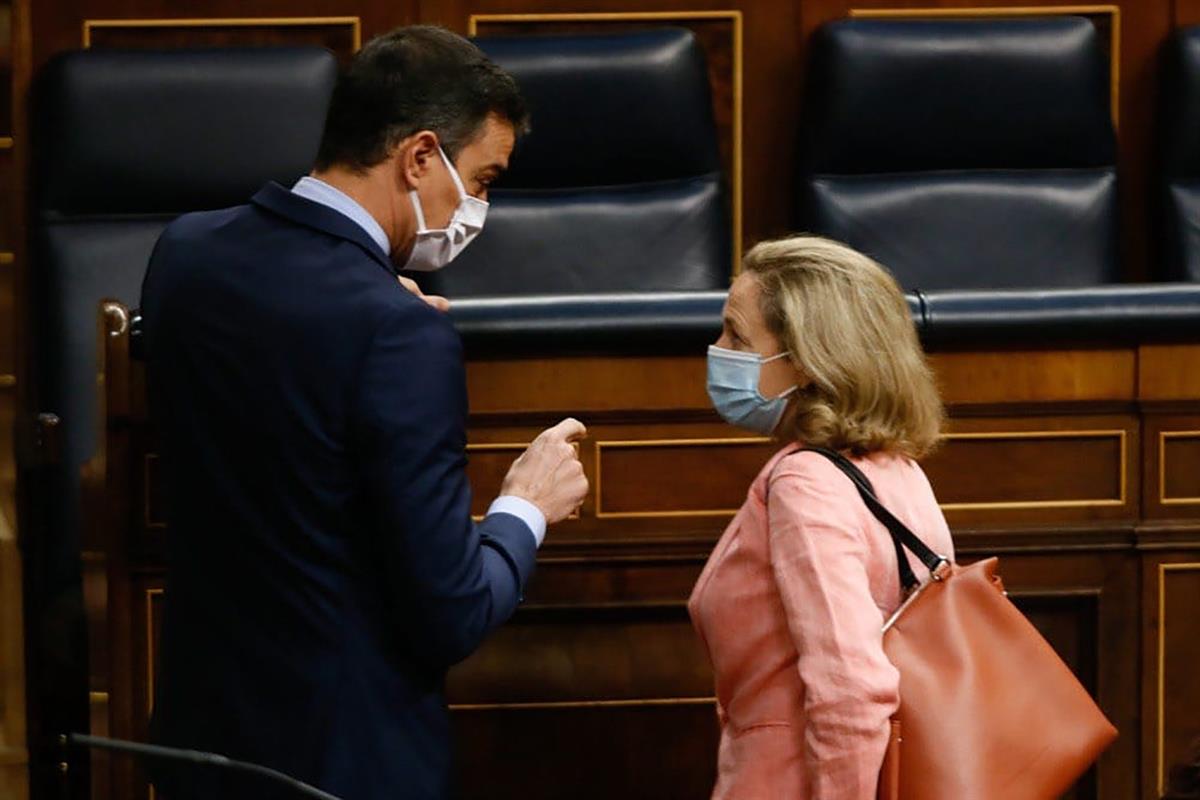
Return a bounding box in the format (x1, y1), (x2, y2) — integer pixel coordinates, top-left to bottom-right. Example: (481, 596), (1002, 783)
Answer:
(90, 323), (1200, 800)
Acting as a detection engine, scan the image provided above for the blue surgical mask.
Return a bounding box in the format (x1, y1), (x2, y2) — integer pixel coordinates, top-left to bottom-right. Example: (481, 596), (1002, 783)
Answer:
(706, 345), (798, 435)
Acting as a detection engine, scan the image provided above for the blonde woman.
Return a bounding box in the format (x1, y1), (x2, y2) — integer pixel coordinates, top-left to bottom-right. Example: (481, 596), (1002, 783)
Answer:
(689, 236), (953, 799)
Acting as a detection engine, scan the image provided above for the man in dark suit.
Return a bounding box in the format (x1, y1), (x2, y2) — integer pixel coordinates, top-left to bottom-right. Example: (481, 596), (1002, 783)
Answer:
(140, 26), (588, 799)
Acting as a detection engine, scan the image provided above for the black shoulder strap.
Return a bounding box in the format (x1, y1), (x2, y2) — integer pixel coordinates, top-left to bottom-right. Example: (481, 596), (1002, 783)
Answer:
(799, 447), (947, 592)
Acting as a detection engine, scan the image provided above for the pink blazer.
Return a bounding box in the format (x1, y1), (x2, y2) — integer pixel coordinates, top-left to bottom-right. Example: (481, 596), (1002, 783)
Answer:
(689, 444), (954, 799)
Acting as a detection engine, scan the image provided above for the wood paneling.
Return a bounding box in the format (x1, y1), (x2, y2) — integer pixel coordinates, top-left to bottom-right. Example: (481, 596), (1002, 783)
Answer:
(1140, 345), (1200, 401)
(930, 349), (1136, 407)
(1142, 414), (1200, 519)
(1160, 432), (1200, 502)
(595, 438), (774, 518)
(83, 16), (360, 57)
(0, 151), (13, 250)
(451, 702), (719, 800)
(1145, 558), (1200, 799)
(925, 418), (1138, 526)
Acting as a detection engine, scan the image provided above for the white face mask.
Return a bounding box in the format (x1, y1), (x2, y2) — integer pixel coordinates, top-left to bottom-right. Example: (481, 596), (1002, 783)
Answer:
(402, 145), (488, 272)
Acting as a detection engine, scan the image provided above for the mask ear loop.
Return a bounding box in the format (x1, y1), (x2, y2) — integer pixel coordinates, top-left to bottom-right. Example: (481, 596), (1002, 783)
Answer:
(437, 146), (470, 200)
(760, 351), (799, 401)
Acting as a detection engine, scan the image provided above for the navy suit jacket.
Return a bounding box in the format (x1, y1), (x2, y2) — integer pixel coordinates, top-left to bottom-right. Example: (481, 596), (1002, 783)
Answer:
(140, 182), (538, 800)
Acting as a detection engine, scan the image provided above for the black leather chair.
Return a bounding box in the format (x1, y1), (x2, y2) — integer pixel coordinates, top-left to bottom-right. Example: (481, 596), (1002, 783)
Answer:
(421, 28), (731, 298)
(28, 47), (335, 788)
(1160, 25), (1200, 281)
(798, 17), (1118, 290)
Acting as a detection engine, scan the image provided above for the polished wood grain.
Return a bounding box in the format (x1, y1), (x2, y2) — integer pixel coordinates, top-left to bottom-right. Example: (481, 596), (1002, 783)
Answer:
(1140, 345), (1200, 401)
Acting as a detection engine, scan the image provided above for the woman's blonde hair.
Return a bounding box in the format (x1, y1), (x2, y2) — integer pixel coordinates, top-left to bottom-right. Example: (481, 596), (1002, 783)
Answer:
(744, 235), (944, 459)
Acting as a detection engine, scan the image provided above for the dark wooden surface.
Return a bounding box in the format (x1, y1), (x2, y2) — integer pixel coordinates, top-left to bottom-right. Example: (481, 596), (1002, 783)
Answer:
(78, 311), (1200, 800)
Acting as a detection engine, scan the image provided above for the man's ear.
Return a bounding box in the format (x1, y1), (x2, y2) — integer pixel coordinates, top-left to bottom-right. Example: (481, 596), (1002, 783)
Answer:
(397, 130), (440, 190)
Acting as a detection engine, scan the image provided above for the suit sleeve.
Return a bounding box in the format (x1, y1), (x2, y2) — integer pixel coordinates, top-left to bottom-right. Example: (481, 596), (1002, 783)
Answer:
(766, 454), (899, 800)
(353, 304), (537, 670)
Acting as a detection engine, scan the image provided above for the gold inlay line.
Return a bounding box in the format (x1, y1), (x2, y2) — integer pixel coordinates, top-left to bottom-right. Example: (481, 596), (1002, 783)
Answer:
(83, 17), (363, 50)
(450, 696), (715, 711)
(146, 587), (163, 718)
(1158, 431), (1200, 505)
(1157, 562), (1200, 795)
(937, 429), (1127, 511)
(595, 436), (772, 519)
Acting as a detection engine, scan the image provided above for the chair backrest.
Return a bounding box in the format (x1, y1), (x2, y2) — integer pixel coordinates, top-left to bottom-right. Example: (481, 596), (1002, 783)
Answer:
(1159, 26), (1200, 281)
(30, 43), (336, 654)
(420, 28), (731, 297)
(797, 17), (1118, 290)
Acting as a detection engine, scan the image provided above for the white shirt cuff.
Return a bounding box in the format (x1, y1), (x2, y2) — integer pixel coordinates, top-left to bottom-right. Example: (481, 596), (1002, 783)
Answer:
(487, 496), (546, 548)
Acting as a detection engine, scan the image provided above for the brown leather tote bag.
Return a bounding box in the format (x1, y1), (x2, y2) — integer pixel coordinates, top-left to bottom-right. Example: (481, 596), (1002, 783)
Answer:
(802, 448), (1118, 800)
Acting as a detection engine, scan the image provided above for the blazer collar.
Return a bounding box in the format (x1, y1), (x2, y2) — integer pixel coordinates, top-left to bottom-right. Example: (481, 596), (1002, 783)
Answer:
(251, 181), (395, 275)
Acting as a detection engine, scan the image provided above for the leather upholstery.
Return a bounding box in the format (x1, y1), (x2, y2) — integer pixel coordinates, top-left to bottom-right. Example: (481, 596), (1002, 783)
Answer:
(1159, 27), (1200, 280)
(918, 284), (1200, 345)
(36, 49), (336, 215)
(33, 46), (335, 473)
(449, 285), (1200, 354)
(805, 172), (1118, 290)
(799, 18), (1118, 289)
(449, 291), (923, 355)
(28, 49), (338, 738)
(419, 29), (730, 297)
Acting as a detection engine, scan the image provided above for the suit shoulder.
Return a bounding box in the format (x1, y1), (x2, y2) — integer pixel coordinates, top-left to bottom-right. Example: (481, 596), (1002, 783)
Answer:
(156, 204), (254, 252)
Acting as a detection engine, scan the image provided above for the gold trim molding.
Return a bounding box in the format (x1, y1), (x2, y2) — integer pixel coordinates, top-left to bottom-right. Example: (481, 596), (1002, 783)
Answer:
(936, 429), (1128, 511)
(1157, 562), (1200, 795)
(451, 696), (715, 712)
(468, 10), (744, 276)
(467, 441), (580, 520)
(145, 587), (163, 718)
(0, 137), (12, 150)
(848, 6), (1121, 129)
(1158, 431), (1200, 506)
(595, 436), (771, 519)
(0, 253), (13, 265)
(83, 16), (363, 51)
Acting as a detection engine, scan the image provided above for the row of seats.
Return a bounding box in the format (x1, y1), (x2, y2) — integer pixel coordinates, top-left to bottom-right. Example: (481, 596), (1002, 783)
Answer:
(25, 19), (1200, 633)
(29, 17), (1200, 578)
(435, 17), (1200, 295)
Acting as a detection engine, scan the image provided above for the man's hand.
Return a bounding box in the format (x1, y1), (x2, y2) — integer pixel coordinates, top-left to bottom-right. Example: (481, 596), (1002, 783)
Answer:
(501, 418), (589, 525)
(397, 275), (450, 312)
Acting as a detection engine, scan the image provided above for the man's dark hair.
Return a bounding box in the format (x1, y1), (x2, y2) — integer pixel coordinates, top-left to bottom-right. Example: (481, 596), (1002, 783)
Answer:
(315, 26), (529, 172)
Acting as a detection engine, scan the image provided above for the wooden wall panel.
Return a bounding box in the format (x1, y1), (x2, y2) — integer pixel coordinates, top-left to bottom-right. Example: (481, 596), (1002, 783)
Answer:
(83, 16), (361, 57)
(452, 703), (719, 800)
(1144, 558), (1200, 799)
(1140, 344), (1200, 401)
(927, 416), (1139, 526)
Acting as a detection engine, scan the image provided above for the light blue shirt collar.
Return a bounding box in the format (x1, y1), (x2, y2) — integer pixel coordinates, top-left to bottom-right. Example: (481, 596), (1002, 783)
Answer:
(291, 176), (392, 256)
